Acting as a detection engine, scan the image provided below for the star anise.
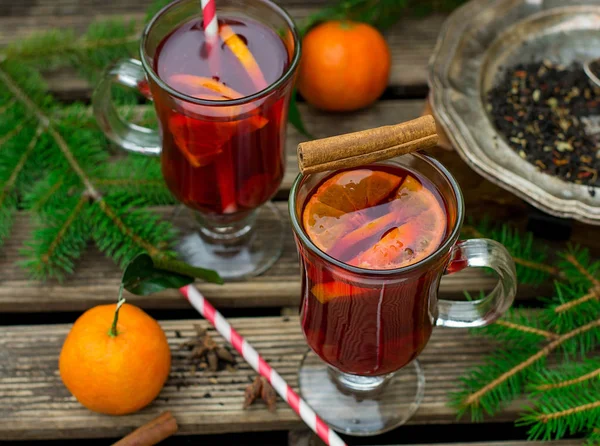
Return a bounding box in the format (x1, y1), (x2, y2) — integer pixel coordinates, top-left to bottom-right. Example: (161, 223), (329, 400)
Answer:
(180, 324), (236, 372)
(243, 376), (277, 412)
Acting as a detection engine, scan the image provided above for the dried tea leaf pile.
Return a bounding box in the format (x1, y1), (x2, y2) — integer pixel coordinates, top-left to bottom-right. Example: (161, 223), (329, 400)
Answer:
(488, 60), (600, 192)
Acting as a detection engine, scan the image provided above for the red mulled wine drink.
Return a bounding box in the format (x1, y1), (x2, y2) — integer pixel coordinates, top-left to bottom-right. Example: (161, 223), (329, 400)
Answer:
(93, 0), (300, 279)
(153, 16), (289, 216)
(289, 153), (517, 436)
(300, 165), (448, 376)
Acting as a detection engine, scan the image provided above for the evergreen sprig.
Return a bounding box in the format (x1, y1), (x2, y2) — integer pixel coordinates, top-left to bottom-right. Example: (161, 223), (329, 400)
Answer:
(451, 221), (600, 444)
(0, 4), (212, 283)
(299, 0), (468, 35)
(462, 218), (557, 285)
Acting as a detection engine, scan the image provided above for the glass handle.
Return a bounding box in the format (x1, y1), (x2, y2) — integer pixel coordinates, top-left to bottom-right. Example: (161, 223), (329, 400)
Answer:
(437, 239), (517, 328)
(92, 58), (161, 156)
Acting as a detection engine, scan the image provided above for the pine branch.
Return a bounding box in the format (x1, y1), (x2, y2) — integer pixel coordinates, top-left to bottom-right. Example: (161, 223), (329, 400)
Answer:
(461, 220), (558, 284)
(587, 428), (600, 445)
(20, 194), (91, 281)
(0, 21), (139, 71)
(473, 308), (558, 344)
(554, 287), (600, 315)
(0, 98), (16, 115)
(90, 196), (176, 268)
(0, 119), (30, 148)
(0, 193), (16, 249)
(496, 320), (558, 340)
(0, 110), (47, 246)
(93, 155), (175, 206)
(546, 282), (600, 344)
(75, 20), (140, 85)
(0, 59), (180, 280)
(299, 0), (466, 36)
(529, 359), (600, 392)
(453, 318), (600, 419)
(560, 246), (600, 288)
(518, 385), (600, 441)
(451, 345), (541, 421)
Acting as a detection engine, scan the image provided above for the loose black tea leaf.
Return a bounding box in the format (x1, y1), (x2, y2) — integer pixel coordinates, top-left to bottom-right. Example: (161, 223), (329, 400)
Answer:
(487, 60), (600, 193)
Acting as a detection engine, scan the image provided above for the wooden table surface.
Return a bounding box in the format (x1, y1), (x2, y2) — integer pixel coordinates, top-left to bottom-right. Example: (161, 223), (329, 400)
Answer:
(0, 0), (597, 445)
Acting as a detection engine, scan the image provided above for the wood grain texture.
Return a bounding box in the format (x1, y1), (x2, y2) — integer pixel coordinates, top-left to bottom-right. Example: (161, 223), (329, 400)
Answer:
(2, 98), (536, 312)
(0, 316), (517, 440)
(287, 430), (582, 446)
(0, 201), (504, 312)
(0, 0), (445, 91)
(0, 94), (589, 310)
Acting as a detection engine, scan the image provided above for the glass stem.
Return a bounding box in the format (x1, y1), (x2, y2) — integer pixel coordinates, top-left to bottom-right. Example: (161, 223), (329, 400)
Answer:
(328, 367), (394, 395)
(196, 208), (258, 244)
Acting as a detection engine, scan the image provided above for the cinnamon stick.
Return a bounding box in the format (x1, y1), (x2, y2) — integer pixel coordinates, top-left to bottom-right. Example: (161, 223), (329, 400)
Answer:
(297, 115), (438, 174)
(112, 412), (178, 446)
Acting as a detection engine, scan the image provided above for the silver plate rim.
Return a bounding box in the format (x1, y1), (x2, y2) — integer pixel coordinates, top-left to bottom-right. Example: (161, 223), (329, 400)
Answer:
(428, 0), (600, 225)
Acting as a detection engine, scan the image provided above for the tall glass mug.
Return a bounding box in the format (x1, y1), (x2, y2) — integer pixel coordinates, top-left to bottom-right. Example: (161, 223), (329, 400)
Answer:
(289, 153), (517, 436)
(93, 0), (300, 279)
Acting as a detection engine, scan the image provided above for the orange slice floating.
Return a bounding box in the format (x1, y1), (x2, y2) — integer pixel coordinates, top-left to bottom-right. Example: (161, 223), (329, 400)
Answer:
(302, 200), (354, 252)
(350, 180), (447, 269)
(220, 24), (268, 91)
(327, 209), (398, 260)
(311, 281), (371, 304)
(302, 170), (402, 252)
(169, 74), (243, 100)
(168, 114), (223, 167)
(167, 75), (268, 168)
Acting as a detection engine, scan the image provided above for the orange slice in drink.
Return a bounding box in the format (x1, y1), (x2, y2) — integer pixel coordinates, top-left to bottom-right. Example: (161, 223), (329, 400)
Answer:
(311, 281), (371, 304)
(169, 74), (245, 100)
(220, 24), (268, 91)
(327, 209), (398, 260)
(168, 114), (223, 167)
(350, 178), (447, 269)
(167, 75), (268, 168)
(302, 170), (402, 252)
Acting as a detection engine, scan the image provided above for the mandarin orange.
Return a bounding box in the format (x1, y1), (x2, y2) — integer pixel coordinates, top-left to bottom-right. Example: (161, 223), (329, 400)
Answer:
(297, 21), (391, 112)
(59, 298), (171, 415)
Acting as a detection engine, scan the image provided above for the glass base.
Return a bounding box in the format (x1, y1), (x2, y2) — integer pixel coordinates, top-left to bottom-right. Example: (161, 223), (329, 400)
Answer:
(173, 201), (284, 281)
(298, 350), (425, 436)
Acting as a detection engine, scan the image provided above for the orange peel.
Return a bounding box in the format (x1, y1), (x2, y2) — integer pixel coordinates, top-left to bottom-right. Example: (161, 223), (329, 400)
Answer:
(311, 281), (371, 304)
(169, 74), (243, 99)
(220, 24), (268, 91)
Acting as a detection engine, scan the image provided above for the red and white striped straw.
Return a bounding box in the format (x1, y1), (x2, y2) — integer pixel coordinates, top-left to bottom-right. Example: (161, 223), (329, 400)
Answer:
(180, 285), (347, 446)
(200, 0), (218, 40)
(200, 0), (238, 214)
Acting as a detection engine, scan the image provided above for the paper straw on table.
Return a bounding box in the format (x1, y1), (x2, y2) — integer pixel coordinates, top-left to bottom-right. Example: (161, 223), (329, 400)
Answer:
(180, 285), (347, 446)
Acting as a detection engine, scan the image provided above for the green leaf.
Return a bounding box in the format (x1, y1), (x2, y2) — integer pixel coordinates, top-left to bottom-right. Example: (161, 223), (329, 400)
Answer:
(288, 90), (312, 138)
(153, 256), (223, 285)
(122, 253), (194, 295)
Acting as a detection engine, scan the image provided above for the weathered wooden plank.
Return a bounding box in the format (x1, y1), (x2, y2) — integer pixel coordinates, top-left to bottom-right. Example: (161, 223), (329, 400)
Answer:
(0, 316), (517, 440)
(0, 0), (446, 90)
(287, 429), (581, 446)
(0, 98), (584, 311)
(0, 202), (504, 312)
(0, 99), (504, 312)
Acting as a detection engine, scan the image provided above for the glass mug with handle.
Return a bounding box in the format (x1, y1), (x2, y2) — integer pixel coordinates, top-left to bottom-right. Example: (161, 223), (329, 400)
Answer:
(289, 152), (517, 436)
(93, 0), (300, 279)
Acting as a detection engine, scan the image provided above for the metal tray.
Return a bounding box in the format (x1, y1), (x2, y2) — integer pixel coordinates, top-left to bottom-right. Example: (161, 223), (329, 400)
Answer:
(428, 0), (600, 224)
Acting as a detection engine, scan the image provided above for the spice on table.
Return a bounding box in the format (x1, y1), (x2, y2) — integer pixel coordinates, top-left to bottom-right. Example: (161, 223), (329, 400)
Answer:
(180, 324), (236, 372)
(112, 411), (178, 446)
(243, 376), (277, 411)
(487, 60), (600, 193)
